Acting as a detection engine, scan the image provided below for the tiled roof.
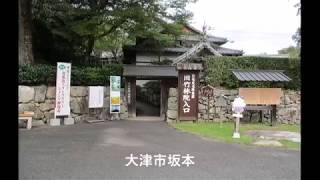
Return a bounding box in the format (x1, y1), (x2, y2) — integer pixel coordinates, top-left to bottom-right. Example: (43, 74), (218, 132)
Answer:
(184, 24), (228, 44)
(232, 70), (292, 82)
(172, 41), (222, 65)
(214, 46), (244, 55)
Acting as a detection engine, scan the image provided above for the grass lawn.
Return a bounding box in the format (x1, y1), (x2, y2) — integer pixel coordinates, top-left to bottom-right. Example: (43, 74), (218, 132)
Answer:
(169, 122), (300, 150)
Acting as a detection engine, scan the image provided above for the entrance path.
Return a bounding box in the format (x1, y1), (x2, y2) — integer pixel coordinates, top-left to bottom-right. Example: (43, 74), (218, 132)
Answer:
(136, 100), (160, 116)
(19, 121), (300, 180)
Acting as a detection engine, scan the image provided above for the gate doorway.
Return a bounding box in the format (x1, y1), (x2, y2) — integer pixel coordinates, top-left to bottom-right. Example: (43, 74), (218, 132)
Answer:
(136, 80), (161, 117)
(123, 65), (178, 121)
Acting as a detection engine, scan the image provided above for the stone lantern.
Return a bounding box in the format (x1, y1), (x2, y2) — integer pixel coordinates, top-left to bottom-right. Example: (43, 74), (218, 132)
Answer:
(231, 96), (246, 138)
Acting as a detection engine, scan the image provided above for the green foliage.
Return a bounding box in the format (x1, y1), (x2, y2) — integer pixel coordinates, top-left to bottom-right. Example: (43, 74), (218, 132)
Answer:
(292, 28), (301, 48)
(278, 46), (300, 58)
(19, 64), (56, 85)
(204, 56), (300, 90)
(143, 81), (161, 95)
(19, 64), (123, 86)
(31, 0), (197, 63)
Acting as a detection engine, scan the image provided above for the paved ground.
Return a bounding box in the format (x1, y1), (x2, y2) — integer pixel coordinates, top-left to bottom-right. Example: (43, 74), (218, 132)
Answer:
(19, 121), (300, 180)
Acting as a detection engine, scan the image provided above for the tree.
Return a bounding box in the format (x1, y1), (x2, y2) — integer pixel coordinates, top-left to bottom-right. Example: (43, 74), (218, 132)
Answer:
(292, 2), (301, 48)
(19, 0), (35, 65)
(292, 27), (301, 48)
(278, 46), (300, 58)
(31, 0), (197, 63)
(94, 29), (134, 62)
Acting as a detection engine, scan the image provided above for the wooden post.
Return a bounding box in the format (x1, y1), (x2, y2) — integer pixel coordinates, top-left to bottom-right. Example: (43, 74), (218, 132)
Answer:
(271, 105), (277, 126)
(160, 80), (168, 121)
(232, 115), (241, 138)
(125, 77), (136, 118)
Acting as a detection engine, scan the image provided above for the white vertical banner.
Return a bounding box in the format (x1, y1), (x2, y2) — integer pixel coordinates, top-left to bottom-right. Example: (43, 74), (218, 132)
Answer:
(110, 76), (121, 113)
(89, 86), (104, 108)
(54, 62), (71, 117)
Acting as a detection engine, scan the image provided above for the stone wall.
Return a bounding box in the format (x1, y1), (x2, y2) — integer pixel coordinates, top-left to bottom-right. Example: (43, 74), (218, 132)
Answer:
(166, 88), (178, 122)
(18, 86), (128, 125)
(166, 87), (300, 124)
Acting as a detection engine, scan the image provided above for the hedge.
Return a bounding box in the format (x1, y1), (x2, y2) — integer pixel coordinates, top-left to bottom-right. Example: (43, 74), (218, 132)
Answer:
(19, 56), (300, 90)
(204, 56), (300, 90)
(19, 64), (123, 86)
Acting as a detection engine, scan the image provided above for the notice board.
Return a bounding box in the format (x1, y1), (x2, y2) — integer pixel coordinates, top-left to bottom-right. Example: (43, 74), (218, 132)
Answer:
(89, 86), (104, 108)
(239, 88), (282, 105)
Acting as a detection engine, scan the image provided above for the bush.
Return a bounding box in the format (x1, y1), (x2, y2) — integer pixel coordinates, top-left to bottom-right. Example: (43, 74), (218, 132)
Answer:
(204, 56), (300, 90)
(19, 64), (123, 86)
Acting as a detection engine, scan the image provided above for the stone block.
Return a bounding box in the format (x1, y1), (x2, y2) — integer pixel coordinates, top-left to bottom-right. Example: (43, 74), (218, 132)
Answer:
(71, 86), (88, 97)
(64, 118), (74, 125)
(169, 88), (178, 97)
(213, 88), (223, 96)
(168, 97), (178, 110)
(39, 103), (55, 112)
(215, 96), (227, 106)
(34, 85), (47, 103)
(229, 90), (238, 95)
(44, 110), (55, 121)
(50, 118), (61, 126)
(46, 87), (56, 99)
(33, 109), (44, 120)
(198, 104), (206, 110)
(19, 103), (36, 113)
(167, 110), (177, 119)
(71, 97), (88, 114)
(19, 86), (35, 103)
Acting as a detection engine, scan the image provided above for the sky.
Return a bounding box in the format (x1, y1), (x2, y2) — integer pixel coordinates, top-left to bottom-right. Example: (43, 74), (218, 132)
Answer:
(186, 0), (300, 55)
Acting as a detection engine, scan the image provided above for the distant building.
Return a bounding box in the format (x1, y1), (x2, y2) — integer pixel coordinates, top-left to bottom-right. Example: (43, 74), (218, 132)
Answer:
(123, 24), (243, 66)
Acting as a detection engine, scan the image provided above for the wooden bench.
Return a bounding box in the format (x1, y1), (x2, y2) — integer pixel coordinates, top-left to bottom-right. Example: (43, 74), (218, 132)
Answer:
(19, 112), (34, 130)
(245, 105), (272, 122)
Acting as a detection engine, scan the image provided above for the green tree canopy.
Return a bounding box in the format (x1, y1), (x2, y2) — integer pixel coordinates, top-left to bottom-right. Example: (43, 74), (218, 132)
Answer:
(31, 0), (197, 63)
(278, 46), (300, 59)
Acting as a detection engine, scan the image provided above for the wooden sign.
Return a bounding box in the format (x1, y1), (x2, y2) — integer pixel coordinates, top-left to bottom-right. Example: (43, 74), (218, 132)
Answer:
(201, 85), (214, 97)
(178, 70), (199, 121)
(239, 88), (282, 105)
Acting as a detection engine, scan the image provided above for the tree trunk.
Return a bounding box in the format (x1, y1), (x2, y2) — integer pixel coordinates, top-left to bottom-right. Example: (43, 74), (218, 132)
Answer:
(19, 0), (34, 65)
(111, 49), (119, 63)
(86, 36), (95, 57)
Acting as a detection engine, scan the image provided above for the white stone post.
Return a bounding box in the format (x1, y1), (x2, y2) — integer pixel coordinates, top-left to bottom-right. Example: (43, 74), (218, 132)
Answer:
(232, 114), (241, 138)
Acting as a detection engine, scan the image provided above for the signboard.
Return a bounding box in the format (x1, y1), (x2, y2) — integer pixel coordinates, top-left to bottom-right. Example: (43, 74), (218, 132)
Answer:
(89, 86), (104, 108)
(54, 62), (71, 117)
(110, 76), (121, 113)
(178, 70), (199, 121)
(239, 88), (282, 105)
(201, 85), (214, 97)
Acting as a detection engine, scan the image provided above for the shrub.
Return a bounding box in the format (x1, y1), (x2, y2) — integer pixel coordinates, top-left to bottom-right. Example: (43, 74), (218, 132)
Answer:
(19, 64), (123, 86)
(204, 56), (300, 90)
